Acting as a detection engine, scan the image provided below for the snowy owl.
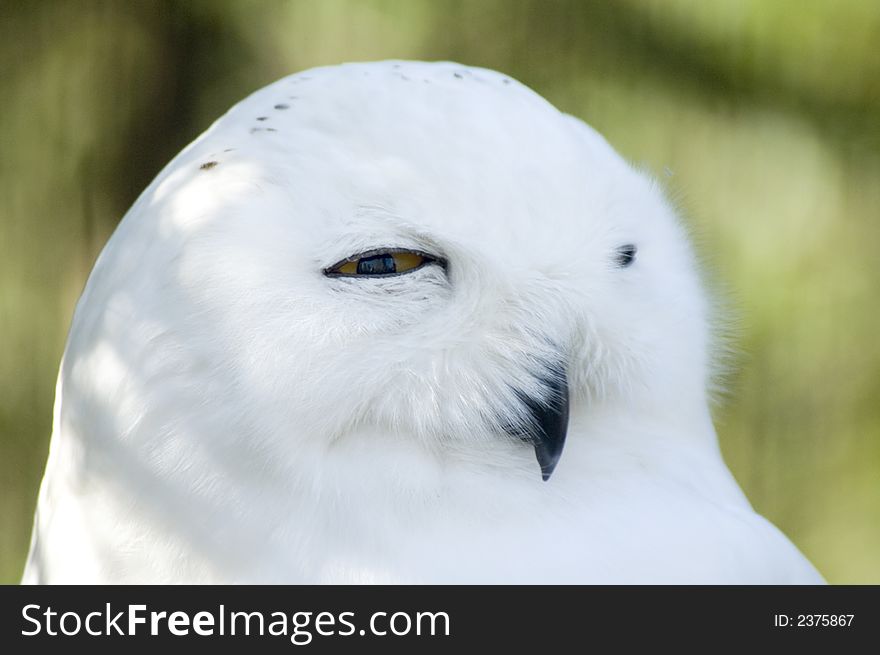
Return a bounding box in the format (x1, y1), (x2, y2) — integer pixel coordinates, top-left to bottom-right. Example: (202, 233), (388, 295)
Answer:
(23, 61), (823, 584)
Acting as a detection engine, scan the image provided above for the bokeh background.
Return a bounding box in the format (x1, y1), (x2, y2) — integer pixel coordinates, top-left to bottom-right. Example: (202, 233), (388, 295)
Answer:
(1, 0), (878, 584)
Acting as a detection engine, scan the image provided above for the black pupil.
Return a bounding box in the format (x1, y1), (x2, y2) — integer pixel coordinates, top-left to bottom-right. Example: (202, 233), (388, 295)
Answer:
(356, 254), (396, 275)
(616, 244), (637, 267)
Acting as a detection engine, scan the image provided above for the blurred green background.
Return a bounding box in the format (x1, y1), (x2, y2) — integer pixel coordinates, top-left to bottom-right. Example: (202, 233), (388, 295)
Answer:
(1, 0), (878, 584)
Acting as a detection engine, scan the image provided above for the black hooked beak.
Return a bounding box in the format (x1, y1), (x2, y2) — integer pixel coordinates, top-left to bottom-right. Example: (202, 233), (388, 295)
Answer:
(509, 367), (570, 481)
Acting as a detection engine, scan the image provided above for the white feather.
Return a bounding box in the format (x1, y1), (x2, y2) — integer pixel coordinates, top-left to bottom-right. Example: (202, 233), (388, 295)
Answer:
(23, 61), (823, 584)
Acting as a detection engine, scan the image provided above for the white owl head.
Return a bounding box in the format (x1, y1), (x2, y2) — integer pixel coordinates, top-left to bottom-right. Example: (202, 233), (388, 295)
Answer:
(69, 61), (712, 486)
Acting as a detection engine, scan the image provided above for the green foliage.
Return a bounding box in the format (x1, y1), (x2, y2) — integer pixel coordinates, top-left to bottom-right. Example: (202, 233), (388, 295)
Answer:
(2, 0), (877, 583)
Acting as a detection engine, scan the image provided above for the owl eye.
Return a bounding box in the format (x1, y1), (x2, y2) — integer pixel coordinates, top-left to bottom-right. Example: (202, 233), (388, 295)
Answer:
(324, 249), (443, 278)
(615, 244), (637, 268)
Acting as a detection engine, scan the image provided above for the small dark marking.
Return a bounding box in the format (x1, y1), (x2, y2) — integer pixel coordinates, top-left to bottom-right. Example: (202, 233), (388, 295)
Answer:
(453, 72), (463, 79)
(392, 64), (400, 69)
(250, 127), (277, 134)
(200, 161), (218, 170)
(615, 244), (638, 268)
(274, 103), (289, 110)
(502, 78), (511, 84)
(223, 148), (234, 153)
(288, 96), (298, 100)
(423, 79), (430, 83)
(256, 116), (268, 121)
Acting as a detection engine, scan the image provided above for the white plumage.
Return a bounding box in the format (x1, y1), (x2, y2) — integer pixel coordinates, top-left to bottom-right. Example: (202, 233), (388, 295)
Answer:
(23, 61), (823, 583)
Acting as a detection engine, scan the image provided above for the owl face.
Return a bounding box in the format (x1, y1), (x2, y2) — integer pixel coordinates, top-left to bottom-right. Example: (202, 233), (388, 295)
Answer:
(92, 62), (710, 482)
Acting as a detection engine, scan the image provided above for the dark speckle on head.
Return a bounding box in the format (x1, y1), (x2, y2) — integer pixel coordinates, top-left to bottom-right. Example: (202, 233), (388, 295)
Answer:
(274, 103), (289, 110)
(223, 148), (234, 153)
(503, 78), (511, 84)
(250, 127), (277, 134)
(453, 72), (463, 79)
(256, 116), (268, 121)
(199, 161), (218, 170)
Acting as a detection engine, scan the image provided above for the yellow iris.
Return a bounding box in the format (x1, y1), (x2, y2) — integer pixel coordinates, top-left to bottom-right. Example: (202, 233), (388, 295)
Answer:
(329, 251), (430, 276)
(385, 252), (425, 273)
